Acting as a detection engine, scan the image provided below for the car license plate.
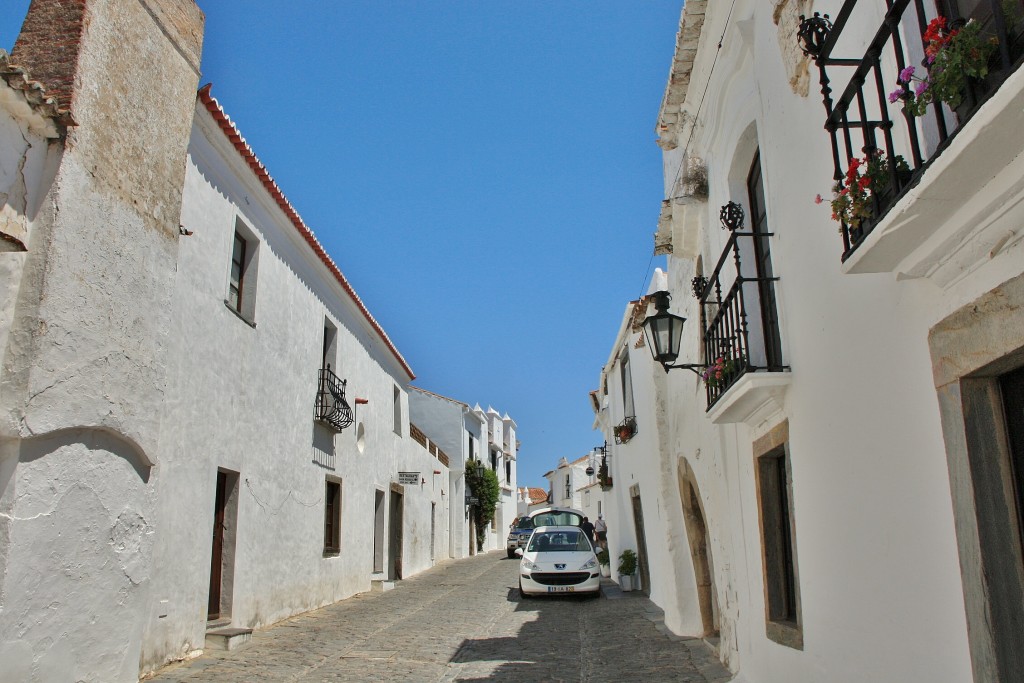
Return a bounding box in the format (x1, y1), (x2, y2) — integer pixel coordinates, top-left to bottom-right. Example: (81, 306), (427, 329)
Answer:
(547, 586), (574, 593)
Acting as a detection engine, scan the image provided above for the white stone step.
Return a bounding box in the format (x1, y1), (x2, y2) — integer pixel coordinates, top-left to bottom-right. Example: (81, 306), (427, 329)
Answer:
(205, 627), (252, 651)
(371, 580), (395, 592)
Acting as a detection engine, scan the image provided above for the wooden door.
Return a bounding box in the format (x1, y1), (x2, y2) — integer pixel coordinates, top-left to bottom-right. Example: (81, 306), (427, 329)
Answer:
(208, 471), (227, 620)
(389, 491), (404, 580)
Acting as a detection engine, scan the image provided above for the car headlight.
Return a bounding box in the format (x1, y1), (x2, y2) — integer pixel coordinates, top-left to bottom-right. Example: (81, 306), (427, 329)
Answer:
(522, 558), (540, 571)
(579, 558), (598, 571)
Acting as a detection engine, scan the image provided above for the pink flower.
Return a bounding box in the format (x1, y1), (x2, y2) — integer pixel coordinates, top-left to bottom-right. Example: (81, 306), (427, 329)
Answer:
(899, 65), (916, 83)
(914, 79), (930, 97)
(814, 194), (823, 204)
(888, 87), (906, 103)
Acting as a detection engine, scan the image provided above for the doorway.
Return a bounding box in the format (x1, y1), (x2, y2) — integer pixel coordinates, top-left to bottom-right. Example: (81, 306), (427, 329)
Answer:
(208, 469), (238, 622)
(678, 458), (718, 636)
(630, 485), (651, 595)
(389, 488), (404, 580)
(373, 489), (385, 573)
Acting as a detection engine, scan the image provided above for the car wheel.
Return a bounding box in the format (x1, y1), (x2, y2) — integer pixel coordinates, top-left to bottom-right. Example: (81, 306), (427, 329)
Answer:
(519, 581), (532, 599)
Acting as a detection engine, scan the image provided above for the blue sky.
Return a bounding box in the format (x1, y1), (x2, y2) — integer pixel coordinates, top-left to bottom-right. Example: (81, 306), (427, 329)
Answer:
(2, 1), (675, 489)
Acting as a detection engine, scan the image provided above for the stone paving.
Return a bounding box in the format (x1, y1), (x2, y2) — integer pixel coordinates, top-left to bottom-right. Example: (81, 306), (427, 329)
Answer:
(143, 551), (733, 683)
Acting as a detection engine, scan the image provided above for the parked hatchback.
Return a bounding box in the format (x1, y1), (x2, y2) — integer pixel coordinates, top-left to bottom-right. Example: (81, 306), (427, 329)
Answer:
(506, 507), (586, 558)
(517, 525), (601, 598)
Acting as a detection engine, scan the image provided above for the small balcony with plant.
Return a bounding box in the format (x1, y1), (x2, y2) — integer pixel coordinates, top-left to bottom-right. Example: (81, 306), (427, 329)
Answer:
(644, 202), (790, 425)
(799, 0), (1024, 282)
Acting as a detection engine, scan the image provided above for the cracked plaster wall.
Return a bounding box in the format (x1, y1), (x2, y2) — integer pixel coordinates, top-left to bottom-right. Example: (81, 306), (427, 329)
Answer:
(0, 1), (203, 681)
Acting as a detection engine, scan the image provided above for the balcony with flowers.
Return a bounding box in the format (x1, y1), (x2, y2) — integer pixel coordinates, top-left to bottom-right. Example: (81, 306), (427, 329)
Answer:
(799, 0), (1024, 283)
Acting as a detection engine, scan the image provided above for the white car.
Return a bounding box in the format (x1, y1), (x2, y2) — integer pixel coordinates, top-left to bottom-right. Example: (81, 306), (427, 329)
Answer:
(517, 525), (601, 598)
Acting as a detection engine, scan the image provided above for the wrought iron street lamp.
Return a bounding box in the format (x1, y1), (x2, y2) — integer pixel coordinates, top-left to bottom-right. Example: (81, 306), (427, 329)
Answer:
(641, 290), (707, 375)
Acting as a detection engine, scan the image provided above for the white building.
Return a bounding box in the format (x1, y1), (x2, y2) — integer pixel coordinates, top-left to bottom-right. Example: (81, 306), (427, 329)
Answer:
(594, 1), (1024, 682)
(483, 407), (519, 548)
(542, 452), (603, 513)
(517, 486), (550, 516)
(0, 2), (452, 680)
(407, 386), (486, 558)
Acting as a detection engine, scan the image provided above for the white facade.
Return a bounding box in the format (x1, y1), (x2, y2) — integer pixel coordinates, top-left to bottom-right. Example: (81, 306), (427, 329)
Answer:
(0, 3), (453, 680)
(408, 392), (519, 555)
(139, 90), (448, 673)
(594, 2), (1024, 682)
(408, 386), (485, 558)
(543, 453), (600, 510)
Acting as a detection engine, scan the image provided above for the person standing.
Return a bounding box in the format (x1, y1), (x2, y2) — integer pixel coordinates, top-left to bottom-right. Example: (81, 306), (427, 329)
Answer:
(594, 515), (608, 549)
(580, 516), (596, 545)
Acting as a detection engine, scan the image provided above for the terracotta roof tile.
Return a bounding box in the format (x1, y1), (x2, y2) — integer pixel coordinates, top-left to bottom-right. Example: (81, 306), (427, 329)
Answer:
(0, 50), (74, 131)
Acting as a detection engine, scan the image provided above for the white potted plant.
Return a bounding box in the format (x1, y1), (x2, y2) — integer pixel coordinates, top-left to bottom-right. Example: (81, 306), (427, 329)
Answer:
(597, 548), (611, 578)
(618, 549), (637, 592)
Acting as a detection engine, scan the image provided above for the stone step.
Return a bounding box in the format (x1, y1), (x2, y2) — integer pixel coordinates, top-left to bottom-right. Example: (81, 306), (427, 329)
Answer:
(371, 580), (396, 592)
(205, 627), (252, 651)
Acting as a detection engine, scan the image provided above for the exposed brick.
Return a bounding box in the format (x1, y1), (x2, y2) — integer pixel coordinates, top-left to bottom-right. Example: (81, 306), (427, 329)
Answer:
(11, 0), (87, 112)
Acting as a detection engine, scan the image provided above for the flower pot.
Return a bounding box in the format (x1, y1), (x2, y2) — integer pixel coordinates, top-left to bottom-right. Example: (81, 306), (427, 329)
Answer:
(620, 574), (633, 592)
(600, 564), (610, 578)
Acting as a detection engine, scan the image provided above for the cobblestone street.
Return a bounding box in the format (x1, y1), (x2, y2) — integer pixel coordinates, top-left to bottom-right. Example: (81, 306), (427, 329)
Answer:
(143, 551), (732, 683)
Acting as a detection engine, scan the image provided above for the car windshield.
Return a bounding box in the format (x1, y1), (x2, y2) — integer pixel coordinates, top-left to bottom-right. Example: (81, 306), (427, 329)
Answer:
(529, 511), (583, 527)
(527, 530), (592, 553)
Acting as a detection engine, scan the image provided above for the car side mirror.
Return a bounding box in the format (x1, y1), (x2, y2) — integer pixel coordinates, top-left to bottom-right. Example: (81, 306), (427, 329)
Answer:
(514, 548), (523, 557)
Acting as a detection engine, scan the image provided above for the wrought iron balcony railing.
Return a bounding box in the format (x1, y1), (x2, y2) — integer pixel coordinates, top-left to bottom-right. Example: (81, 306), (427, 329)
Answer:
(315, 365), (354, 432)
(799, 0), (1024, 260)
(694, 203), (787, 409)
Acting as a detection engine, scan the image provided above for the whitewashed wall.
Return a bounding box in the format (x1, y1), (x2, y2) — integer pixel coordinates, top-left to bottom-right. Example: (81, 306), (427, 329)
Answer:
(139, 102), (445, 672)
(592, 0), (1024, 680)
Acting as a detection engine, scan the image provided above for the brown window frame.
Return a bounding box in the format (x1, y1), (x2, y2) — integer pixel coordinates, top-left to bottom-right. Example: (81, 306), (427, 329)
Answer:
(324, 479), (342, 555)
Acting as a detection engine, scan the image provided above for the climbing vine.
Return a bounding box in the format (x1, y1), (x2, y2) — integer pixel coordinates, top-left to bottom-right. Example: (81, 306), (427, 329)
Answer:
(466, 461), (500, 551)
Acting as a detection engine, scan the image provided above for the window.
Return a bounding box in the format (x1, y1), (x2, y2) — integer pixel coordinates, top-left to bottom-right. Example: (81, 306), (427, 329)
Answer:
(490, 448), (497, 472)
(324, 480), (341, 555)
(467, 430), (475, 461)
(226, 219), (259, 324)
(747, 152), (783, 370)
(620, 350), (635, 418)
(228, 232), (245, 311)
(565, 473), (571, 500)
(505, 459), (511, 484)
(322, 318), (338, 371)
(755, 437), (802, 649)
(393, 385), (402, 436)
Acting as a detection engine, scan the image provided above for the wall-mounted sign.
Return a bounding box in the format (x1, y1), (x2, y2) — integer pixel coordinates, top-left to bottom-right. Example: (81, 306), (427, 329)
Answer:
(585, 466), (595, 476)
(398, 472), (420, 485)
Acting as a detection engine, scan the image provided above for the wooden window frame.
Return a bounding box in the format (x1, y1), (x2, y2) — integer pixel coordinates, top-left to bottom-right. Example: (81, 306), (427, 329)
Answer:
(324, 479), (342, 555)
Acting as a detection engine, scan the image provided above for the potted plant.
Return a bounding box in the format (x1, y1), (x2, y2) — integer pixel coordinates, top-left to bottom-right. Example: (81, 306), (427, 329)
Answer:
(889, 16), (998, 117)
(614, 416), (637, 445)
(701, 351), (745, 389)
(596, 548), (611, 578)
(817, 150), (911, 234)
(618, 549), (638, 592)
(598, 458), (613, 491)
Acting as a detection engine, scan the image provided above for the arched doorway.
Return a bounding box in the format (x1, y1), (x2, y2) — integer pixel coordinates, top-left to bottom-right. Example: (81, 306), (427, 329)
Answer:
(678, 457), (718, 637)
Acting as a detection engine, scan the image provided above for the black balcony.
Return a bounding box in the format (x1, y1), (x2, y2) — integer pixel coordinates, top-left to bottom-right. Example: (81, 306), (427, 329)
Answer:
(695, 204), (786, 410)
(799, 0), (1024, 260)
(315, 366), (353, 432)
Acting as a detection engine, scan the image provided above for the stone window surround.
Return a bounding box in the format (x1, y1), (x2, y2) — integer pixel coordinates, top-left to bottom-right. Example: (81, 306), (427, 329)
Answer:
(752, 419), (803, 650)
(928, 271), (1024, 682)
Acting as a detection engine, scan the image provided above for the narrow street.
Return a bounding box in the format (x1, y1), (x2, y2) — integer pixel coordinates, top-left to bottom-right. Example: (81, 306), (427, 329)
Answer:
(144, 551), (731, 683)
